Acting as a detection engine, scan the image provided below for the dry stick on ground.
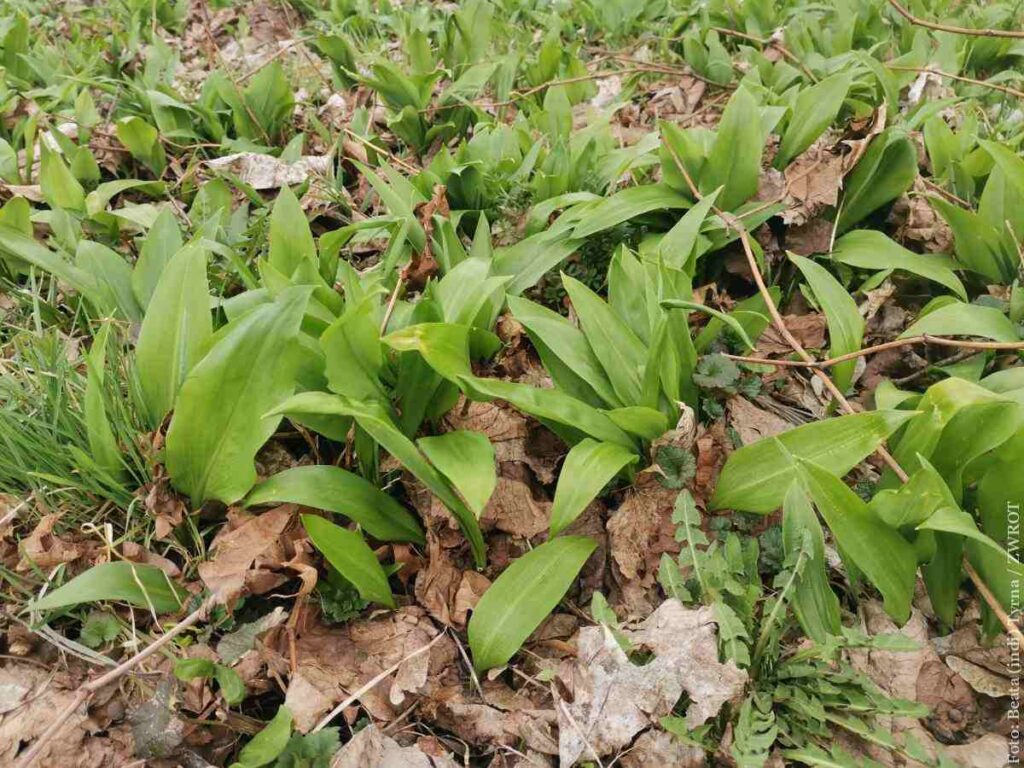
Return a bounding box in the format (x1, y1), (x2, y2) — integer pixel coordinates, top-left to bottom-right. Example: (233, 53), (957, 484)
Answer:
(723, 335), (1024, 370)
(662, 142), (1024, 645)
(887, 64), (1024, 101)
(15, 594), (220, 768)
(708, 26), (818, 83)
(887, 0), (1024, 38)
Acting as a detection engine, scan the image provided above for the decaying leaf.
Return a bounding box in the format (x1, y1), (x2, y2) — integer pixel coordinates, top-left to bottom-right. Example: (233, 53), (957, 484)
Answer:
(557, 600), (746, 766)
(205, 152), (331, 190)
(283, 607), (455, 732)
(197, 505), (294, 602)
(332, 724), (460, 768)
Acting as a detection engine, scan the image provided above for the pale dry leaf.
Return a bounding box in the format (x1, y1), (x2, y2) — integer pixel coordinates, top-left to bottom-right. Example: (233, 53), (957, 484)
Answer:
(619, 728), (705, 768)
(197, 505), (293, 602)
(205, 152), (331, 190)
(284, 607), (455, 732)
(726, 396), (792, 446)
(557, 600), (746, 766)
(331, 724), (460, 768)
(0, 663), (135, 767)
(17, 514), (81, 572)
(943, 655), (1012, 699)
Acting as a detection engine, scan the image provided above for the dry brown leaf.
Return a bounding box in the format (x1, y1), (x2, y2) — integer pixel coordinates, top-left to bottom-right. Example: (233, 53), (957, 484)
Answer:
(414, 533), (463, 627)
(943, 656), (1012, 699)
(0, 663), (135, 767)
(205, 152), (331, 190)
(332, 724), (460, 768)
(785, 217), (835, 257)
(17, 514), (81, 571)
(143, 475), (186, 540)
(284, 607), (455, 732)
(481, 464), (551, 539)
(757, 313), (826, 355)
(121, 541), (180, 577)
(619, 728), (705, 768)
(726, 396), (792, 446)
(557, 600), (746, 766)
(197, 505), (293, 602)
(420, 683), (559, 755)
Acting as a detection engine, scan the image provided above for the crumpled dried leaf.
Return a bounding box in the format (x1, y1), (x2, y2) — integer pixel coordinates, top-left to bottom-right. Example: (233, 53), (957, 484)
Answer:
(849, 602), (980, 758)
(17, 514), (81, 571)
(284, 607), (456, 732)
(205, 152), (331, 190)
(332, 724), (460, 768)
(481, 464), (551, 539)
(0, 663), (135, 767)
(756, 314), (826, 356)
(557, 600), (746, 766)
(726, 396), (792, 446)
(143, 475), (186, 540)
(197, 505), (293, 602)
(420, 681), (558, 755)
(943, 655), (1011, 698)
(619, 728), (705, 768)
(129, 678), (184, 759)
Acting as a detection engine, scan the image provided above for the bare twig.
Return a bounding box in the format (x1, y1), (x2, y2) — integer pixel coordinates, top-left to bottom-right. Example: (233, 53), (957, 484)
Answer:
(887, 0), (1024, 38)
(887, 65), (1024, 100)
(661, 141), (1023, 641)
(709, 26), (818, 82)
(722, 334), (1024, 370)
(15, 595), (219, 768)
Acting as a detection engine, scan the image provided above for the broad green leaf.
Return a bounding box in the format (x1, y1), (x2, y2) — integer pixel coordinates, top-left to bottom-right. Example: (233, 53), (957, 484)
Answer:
(0, 224), (98, 297)
(789, 253), (863, 392)
(321, 298), (385, 401)
(30, 562), (186, 613)
(979, 139), (1024, 195)
(459, 376), (636, 448)
(775, 73), (851, 169)
(507, 294), (620, 408)
(837, 129), (917, 233)
(235, 706), (293, 767)
(468, 536), (597, 671)
(900, 301), (1019, 343)
(831, 230), (966, 301)
(214, 664), (246, 705)
(269, 393), (486, 566)
(885, 377), (1012, 486)
(974, 433), (1024, 625)
(711, 410), (916, 513)
(241, 61), (294, 140)
(136, 245), (212, 425)
(563, 273), (647, 406)
(84, 324), (125, 480)
(661, 299), (757, 351)
(39, 143), (85, 211)
(75, 241), (143, 322)
(133, 209), (183, 307)
(550, 439), (638, 535)
(657, 189), (720, 271)
(796, 459), (916, 623)
(571, 184), (691, 239)
(929, 400), (1021, 496)
(930, 196), (1008, 283)
(165, 287), (310, 505)
(782, 483), (841, 642)
(245, 465), (423, 543)
(303, 515), (394, 608)
(418, 431), (496, 517)
(703, 86), (762, 210)
(268, 186), (317, 279)
(115, 116), (166, 175)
